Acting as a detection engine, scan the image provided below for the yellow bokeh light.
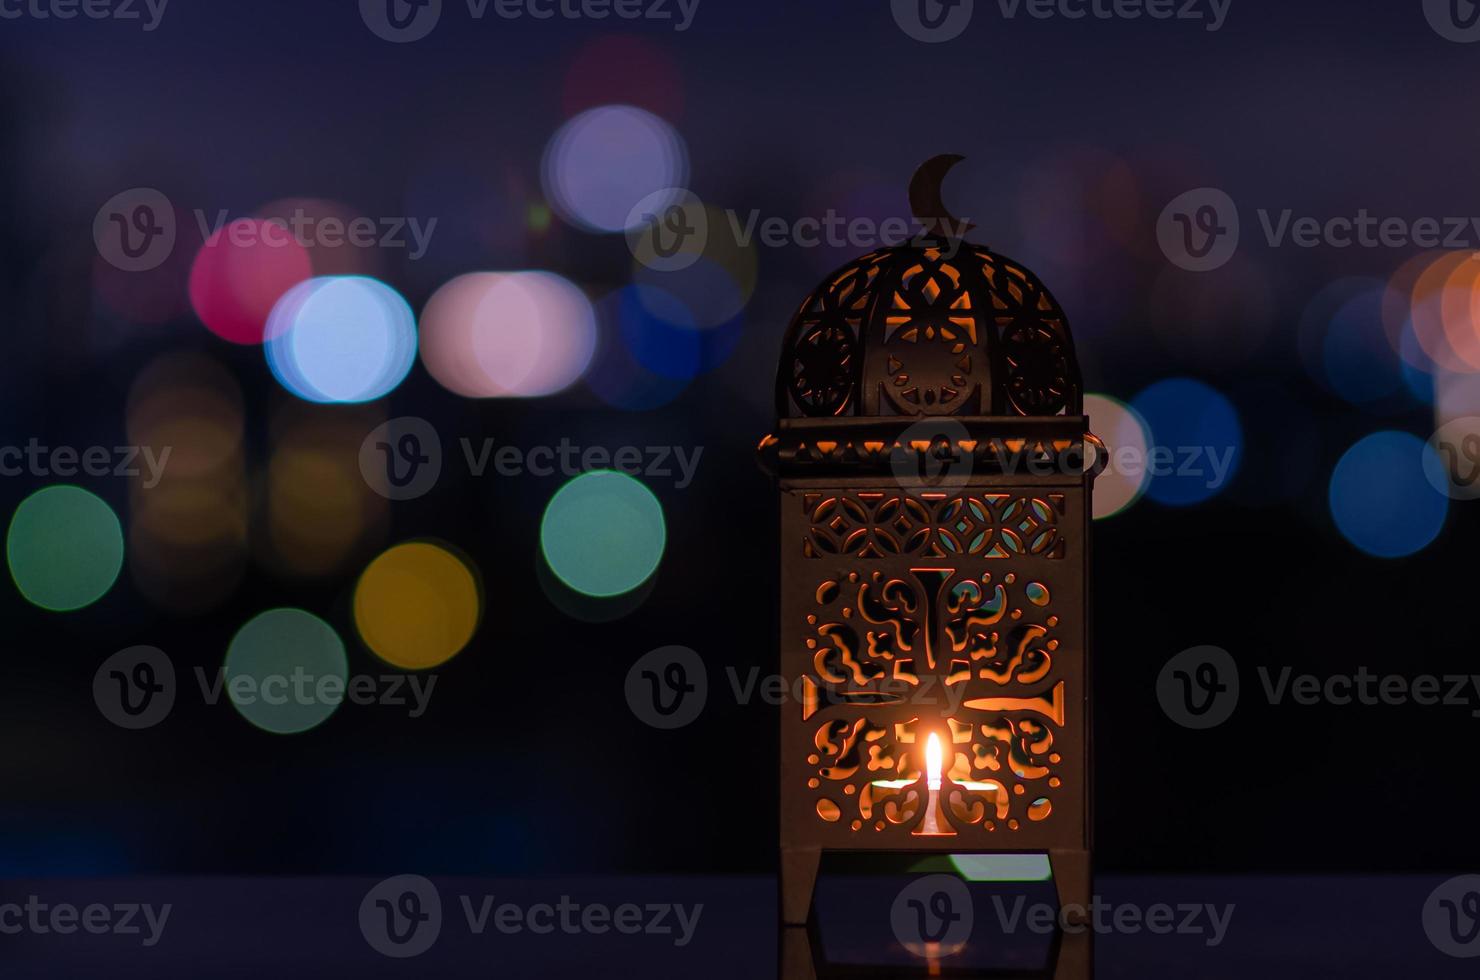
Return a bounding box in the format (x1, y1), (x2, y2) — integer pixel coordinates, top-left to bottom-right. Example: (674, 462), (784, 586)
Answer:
(353, 542), (481, 670)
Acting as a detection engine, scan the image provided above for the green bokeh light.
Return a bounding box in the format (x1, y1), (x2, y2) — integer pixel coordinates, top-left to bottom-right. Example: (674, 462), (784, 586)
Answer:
(948, 853), (1053, 882)
(6, 485), (125, 611)
(540, 470), (666, 598)
(224, 608), (348, 734)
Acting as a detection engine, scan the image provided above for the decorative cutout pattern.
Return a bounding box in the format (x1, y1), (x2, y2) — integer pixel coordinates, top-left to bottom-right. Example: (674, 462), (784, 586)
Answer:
(803, 492), (1066, 559)
(802, 568), (1066, 834)
(777, 244), (1080, 419)
(781, 252), (887, 417)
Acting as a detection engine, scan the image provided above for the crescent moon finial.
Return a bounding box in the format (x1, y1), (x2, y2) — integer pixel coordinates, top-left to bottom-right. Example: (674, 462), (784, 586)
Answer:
(909, 154), (978, 241)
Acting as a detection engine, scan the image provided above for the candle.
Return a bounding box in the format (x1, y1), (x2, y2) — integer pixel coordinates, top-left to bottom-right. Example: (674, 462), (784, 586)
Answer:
(921, 732), (944, 835)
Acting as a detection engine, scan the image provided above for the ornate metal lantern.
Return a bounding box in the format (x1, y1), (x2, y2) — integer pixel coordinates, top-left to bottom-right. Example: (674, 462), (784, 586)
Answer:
(760, 156), (1101, 928)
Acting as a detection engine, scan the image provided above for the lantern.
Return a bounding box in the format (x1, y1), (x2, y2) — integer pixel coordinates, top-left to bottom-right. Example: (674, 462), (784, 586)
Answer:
(760, 156), (1102, 929)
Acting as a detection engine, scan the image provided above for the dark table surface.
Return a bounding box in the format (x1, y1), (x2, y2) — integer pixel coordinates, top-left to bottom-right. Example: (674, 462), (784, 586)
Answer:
(1, 873), (1474, 978)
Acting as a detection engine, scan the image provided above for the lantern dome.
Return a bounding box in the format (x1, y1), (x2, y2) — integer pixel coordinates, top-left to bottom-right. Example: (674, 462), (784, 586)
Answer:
(775, 160), (1082, 421)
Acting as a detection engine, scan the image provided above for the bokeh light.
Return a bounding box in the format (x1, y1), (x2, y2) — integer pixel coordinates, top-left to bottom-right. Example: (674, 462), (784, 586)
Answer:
(587, 287), (695, 411)
(540, 470), (666, 597)
(265, 276), (417, 403)
(224, 608), (348, 734)
(1329, 431), (1446, 558)
(420, 271), (596, 398)
(1084, 393), (1150, 519)
(126, 351), (247, 612)
(542, 105), (687, 233)
(1405, 251), (1480, 373)
(264, 402), (388, 578)
(7, 485), (124, 611)
(563, 35), (684, 120)
(354, 542), (481, 670)
(1131, 378), (1243, 506)
(1321, 287), (1406, 406)
(256, 198), (384, 278)
(631, 235), (756, 329)
(189, 218), (313, 344)
(1298, 277), (1384, 390)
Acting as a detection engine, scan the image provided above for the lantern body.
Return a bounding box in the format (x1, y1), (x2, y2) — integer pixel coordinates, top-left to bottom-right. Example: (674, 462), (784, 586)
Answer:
(761, 242), (1098, 924)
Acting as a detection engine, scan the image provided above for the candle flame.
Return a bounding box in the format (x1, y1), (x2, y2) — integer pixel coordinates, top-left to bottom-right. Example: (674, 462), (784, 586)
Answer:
(925, 732), (943, 791)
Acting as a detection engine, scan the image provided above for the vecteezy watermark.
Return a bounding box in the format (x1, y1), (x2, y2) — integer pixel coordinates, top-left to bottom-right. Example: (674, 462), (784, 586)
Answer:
(359, 876), (703, 959)
(1158, 645), (1480, 729)
(1158, 187), (1480, 271)
(0, 0), (168, 30)
(1425, 0), (1480, 43)
(891, 875), (973, 958)
(990, 895), (1235, 948)
(0, 440), (171, 488)
(93, 646), (437, 729)
(359, 417), (704, 500)
(883, 417), (1234, 494)
(625, 190), (974, 271)
(623, 646), (974, 730)
(359, 0), (699, 43)
(1424, 418), (1480, 501)
(0, 896), (171, 947)
(891, 0), (1230, 44)
(93, 188), (438, 272)
(1424, 875), (1480, 958)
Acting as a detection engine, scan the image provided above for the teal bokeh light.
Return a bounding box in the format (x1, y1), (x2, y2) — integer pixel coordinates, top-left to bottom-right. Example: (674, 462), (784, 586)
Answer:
(540, 470), (666, 597)
(224, 608), (348, 734)
(6, 485), (124, 611)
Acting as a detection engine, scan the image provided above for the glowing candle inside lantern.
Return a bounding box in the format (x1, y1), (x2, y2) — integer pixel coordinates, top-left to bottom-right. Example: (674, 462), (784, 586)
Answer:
(922, 732), (944, 835)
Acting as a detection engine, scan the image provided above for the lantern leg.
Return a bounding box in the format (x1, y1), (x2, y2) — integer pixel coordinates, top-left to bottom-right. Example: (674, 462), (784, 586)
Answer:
(779, 845), (821, 925)
(1052, 926), (1094, 980)
(1050, 848), (1093, 925)
(779, 925), (819, 980)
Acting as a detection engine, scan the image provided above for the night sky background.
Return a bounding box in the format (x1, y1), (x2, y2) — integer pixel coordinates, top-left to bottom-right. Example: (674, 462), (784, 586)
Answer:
(0, 0), (1476, 881)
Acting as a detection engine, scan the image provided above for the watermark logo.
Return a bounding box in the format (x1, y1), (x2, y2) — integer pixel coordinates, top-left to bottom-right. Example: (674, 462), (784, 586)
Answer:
(626, 189), (706, 272)
(0, 0), (169, 30)
(360, 0), (442, 42)
(0, 897), (171, 946)
(93, 646), (438, 729)
(892, 0), (974, 42)
(1424, 419), (1480, 501)
(1158, 649), (1480, 727)
(1159, 187), (1480, 270)
(93, 646), (175, 730)
(625, 646), (707, 729)
(624, 650), (971, 729)
(94, 188), (176, 273)
(1425, 0), (1480, 43)
(1156, 645), (1239, 729)
(1157, 188), (1239, 272)
(891, 875), (973, 957)
(990, 896), (1234, 946)
(360, 875), (443, 958)
(893, 0), (1229, 42)
(360, 417), (443, 501)
(359, 877), (703, 957)
(1424, 875), (1480, 958)
(892, 418), (974, 492)
(360, 419), (704, 499)
(0, 440), (172, 487)
(362, 0), (698, 41)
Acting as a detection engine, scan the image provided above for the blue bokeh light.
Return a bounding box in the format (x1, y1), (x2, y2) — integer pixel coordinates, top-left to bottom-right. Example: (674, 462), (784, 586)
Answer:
(1322, 289), (1404, 406)
(1131, 378), (1244, 506)
(587, 287), (694, 411)
(265, 276), (417, 403)
(1330, 431), (1447, 558)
